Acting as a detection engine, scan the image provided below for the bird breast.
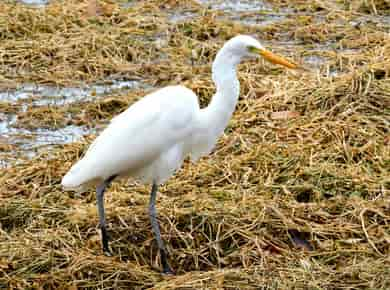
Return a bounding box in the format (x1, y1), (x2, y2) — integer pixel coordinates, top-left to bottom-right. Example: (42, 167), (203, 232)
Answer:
(128, 143), (186, 184)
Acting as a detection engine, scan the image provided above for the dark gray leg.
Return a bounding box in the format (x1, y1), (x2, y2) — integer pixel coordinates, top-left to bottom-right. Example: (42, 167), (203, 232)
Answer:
(96, 175), (116, 256)
(149, 183), (173, 274)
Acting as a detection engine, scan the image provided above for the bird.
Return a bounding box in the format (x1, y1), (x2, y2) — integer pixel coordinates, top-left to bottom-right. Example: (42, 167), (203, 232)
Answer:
(61, 35), (297, 274)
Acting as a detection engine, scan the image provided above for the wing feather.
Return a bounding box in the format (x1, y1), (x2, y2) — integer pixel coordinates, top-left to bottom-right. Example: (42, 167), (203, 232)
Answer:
(62, 86), (199, 189)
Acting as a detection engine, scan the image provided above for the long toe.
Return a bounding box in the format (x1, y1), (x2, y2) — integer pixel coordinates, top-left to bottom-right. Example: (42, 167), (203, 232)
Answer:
(162, 266), (174, 275)
(104, 250), (113, 257)
(103, 247), (113, 257)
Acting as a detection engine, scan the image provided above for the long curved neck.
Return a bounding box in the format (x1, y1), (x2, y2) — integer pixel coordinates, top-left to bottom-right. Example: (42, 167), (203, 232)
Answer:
(205, 49), (241, 129)
(188, 46), (242, 161)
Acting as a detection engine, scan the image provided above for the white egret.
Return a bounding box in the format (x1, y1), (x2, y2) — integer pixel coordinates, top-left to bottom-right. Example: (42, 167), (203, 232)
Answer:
(62, 35), (297, 274)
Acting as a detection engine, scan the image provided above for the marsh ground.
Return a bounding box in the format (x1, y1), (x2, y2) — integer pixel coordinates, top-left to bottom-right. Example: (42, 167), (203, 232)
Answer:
(0, 0), (389, 289)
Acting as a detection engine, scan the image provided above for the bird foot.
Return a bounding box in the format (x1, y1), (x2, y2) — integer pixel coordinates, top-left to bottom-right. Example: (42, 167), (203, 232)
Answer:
(101, 227), (112, 256)
(162, 266), (175, 275)
(160, 249), (174, 275)
(103, 250), (113, 257)
(103, 245), (113, 257)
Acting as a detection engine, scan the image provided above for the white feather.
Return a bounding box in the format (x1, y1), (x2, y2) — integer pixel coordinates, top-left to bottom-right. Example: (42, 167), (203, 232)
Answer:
(62, 35), (267, 190)
(62, 85), (198, 189)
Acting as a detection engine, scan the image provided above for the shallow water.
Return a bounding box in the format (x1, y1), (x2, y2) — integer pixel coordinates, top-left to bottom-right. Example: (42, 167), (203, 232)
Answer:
(0, 80), (141, 106)
(0, 79), (142, 167)
(0, 114), (17, 136)
(0, 123), (94, 168)
(303, 55), (327, 66)
(197, 0), (271, 12)
(0, 117), (93, 168)
(352, 14), (390, 30)
(19, 0), (48, 6)
(6, 125), (93, 150)
(169, 11), (199, 23)
(196, 0), (283, 26)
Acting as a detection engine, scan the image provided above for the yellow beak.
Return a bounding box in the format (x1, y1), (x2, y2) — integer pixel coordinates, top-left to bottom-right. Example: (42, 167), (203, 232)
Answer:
(254, 47), (298, 69)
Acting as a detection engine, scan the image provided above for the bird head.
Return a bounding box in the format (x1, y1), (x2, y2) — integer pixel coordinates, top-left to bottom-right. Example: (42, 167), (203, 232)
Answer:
(223, 35), (297, 69)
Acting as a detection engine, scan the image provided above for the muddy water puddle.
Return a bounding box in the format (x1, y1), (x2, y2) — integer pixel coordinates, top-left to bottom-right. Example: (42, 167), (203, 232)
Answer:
(18, 0), (48, 6)
(2, 125), (93, 151)
(196, 0), (286, 27)
(0, 80), (143, 167)
(169, 11), (199, 23)
(197, 0), (270, 12)
(0, 80), (140, 106)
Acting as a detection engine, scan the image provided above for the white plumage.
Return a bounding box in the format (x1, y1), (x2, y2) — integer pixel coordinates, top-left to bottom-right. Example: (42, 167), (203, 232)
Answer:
(61, 35), (297, 273)
(62, 86), (201, 189)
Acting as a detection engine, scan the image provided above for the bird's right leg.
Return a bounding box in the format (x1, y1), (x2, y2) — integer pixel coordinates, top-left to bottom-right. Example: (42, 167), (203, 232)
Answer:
(96, 175), (116, 256)
(149, 183), (173, 274)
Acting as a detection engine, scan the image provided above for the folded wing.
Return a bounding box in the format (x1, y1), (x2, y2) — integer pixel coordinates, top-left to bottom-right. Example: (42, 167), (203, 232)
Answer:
(62, 86), (199, 190)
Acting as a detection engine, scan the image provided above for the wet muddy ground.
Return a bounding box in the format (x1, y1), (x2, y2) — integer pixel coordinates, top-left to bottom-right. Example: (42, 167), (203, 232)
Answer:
(0, 0), (389, 289)
(1, 79), (142, 166)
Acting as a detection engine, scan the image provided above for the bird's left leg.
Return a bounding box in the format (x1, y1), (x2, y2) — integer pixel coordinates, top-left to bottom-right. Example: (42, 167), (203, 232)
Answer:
(149, 183), (173, 274)
(96, 175), (116, 256)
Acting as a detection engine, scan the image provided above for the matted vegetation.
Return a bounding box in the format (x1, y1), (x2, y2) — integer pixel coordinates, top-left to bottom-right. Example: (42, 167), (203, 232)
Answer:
(0, 0), (389, 289)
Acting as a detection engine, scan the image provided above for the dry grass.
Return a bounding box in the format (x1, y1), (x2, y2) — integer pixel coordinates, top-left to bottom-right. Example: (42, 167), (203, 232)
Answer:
(0, 0), (389, 289)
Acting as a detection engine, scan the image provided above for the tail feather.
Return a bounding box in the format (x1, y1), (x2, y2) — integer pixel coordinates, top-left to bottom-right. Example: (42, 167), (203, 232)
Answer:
(61, 161), (90, 192)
